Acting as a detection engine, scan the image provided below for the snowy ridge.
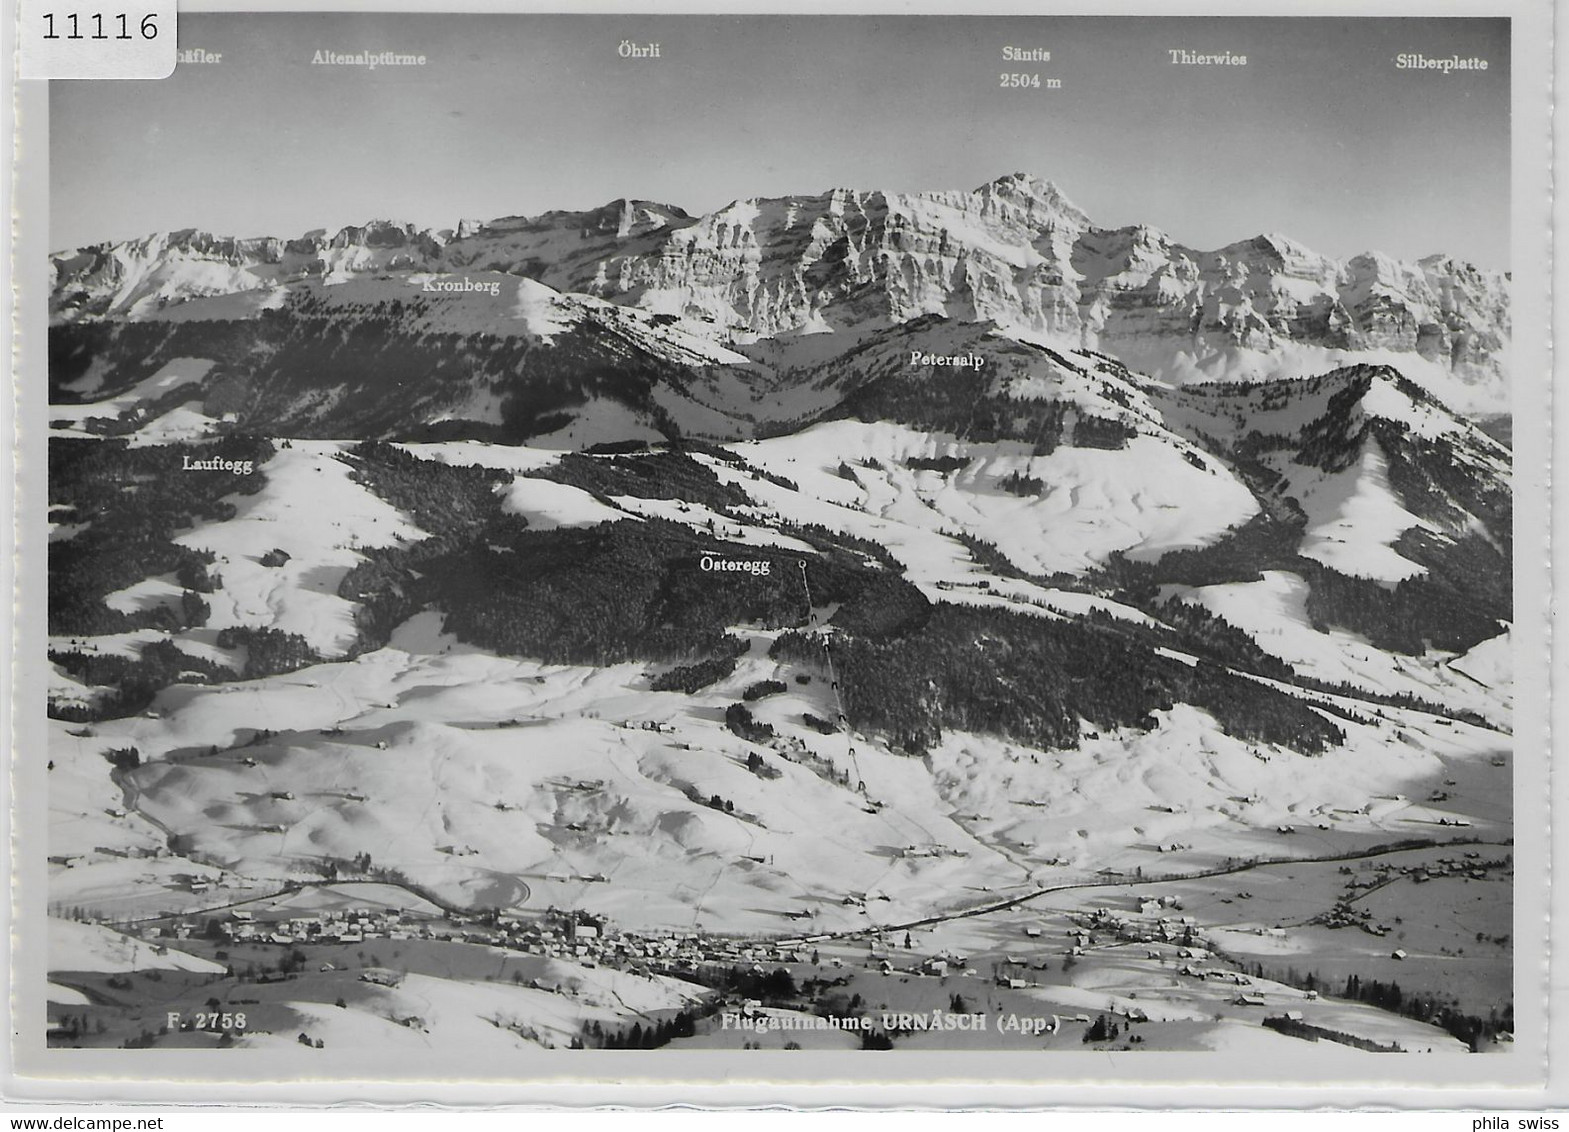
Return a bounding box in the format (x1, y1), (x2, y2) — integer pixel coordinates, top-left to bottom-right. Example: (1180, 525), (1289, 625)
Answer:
(50, 173), (1511, 415)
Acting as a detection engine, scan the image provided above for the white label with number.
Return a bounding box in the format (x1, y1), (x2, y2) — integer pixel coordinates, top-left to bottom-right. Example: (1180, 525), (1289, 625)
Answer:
(19, 0), (176, 80)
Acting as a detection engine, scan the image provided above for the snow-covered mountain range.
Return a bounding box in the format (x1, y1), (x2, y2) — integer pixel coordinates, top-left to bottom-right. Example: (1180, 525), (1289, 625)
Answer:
(45, 176), (1515, 1055)
(49, 174), (1511, 416)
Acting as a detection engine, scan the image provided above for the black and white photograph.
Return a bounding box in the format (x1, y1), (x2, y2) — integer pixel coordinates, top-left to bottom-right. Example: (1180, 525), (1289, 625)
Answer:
(11, 5), (1555, 1099)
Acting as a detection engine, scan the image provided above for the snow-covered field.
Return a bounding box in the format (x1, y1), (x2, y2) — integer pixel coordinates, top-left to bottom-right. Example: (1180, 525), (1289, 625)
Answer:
(45, 375), (1513, 1055)
(49, 573), (1510, 958)
(1161, 572), (1509, 727)
(173, 441), (425, 656)
(49, 918), (225, 975)
(726, 420), (1257, 577)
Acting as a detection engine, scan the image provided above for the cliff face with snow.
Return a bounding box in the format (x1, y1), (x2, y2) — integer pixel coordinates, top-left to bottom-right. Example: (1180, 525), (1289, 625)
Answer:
(48, 220), (448, 321)
(49, 174), (1511, 415)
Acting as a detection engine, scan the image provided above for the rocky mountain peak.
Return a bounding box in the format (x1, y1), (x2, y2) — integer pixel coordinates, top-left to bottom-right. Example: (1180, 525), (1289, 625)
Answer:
(576, 198), (694, 239)
(972, 172), (1092, 230)
(327, 220), (435, 250)
(45, 175), (1512, 415)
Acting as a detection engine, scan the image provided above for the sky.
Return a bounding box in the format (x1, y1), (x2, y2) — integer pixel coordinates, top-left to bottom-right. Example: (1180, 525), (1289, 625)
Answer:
(50, 13), (1511, 269)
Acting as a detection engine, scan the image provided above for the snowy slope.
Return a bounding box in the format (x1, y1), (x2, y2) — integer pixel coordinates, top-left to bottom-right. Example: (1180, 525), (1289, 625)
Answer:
(726, 419), (1255, 577)
(49, 918), (225, 974)
(174, 441), (424, 656)
(1160, 573), (1509, 727)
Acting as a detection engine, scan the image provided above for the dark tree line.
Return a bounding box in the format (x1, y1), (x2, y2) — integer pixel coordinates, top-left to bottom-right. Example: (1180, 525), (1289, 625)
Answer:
(999, 470), (1045, 496)
(1152, 599), (1294, 681)
(49, 639), (232, 720)
(650, 653), (740, 693)
(725, 703), (775, 744)
(336, 443), (910, 667)
(49, 436), (271, 637)
(826, 575), (931, 640)
(52, 288), (733, 444)
(1340, 972), (1512, 1052)
(1096, 500), (1506, 661)
(773, 602), (1345, 757)
(535, 449), (752, 513)
(1072, 415), (1136, 450)
(1218, 951), (1514, 1052)
(581, 1010), (699, 1049)
(340, 441), (510, 537)
(1261, 1015), (1401, 1053)
(214, 626), (322, 680)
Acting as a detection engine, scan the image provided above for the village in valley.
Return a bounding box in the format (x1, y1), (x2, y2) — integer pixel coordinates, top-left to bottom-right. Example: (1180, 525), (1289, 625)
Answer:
(47, 828), (1512, 1055)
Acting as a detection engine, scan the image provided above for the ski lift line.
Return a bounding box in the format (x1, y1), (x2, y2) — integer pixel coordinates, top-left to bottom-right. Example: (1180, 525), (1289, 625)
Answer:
(796, 560), (864, 794)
